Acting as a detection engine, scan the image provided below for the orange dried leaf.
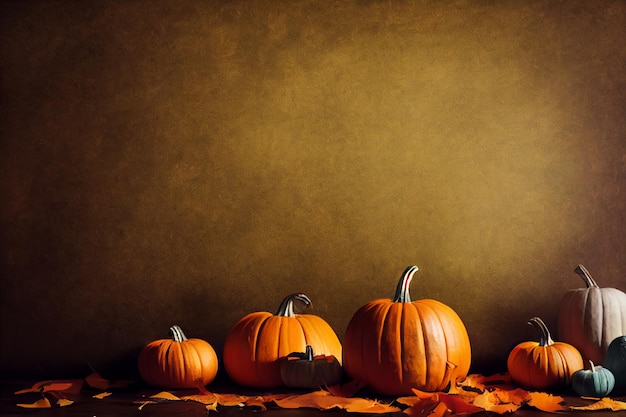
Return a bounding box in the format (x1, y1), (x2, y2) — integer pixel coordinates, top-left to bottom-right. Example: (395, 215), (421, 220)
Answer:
(181, 393), (218, 405)
(260, 393), (292, 402)
(274, 391), (342, 410)
(527, 391), (567, 413)
(56, 398), (74, 407)
(344, 398), (400, 413)
(472, 390), (523, 414)
(137, 401), (153, 410)
(274, 390), (399, 413)
(570, 397), (626, 411)
(15, 379), (83, 395)
(244, 396), (268, 411)
(17, 398), (52, 408)
(149, 391), (182, 401)
(437, 392), (485, 415)
(135, 392), (182, 411)
(411, 388), (439, 399)
(404, 398), (445, 417)
(493, 387), (529, 405)
(93, 391), (112, 399)
(430, 401), (449, 417)
(85, 372), (133, 390)
(215, 392), (248, 406)
(326, 379), (368, 397)
(458, 373), (513, 393)
(396, 395), (425, 407)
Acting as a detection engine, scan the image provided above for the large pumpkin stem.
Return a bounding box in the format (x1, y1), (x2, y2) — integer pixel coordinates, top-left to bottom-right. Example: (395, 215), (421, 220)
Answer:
(276, 293), (312, 317)
(168, 325), (188, 342)
(393, 265), (419, 303)
(574, 264), (599, 288)
(528, 317), (554, 346)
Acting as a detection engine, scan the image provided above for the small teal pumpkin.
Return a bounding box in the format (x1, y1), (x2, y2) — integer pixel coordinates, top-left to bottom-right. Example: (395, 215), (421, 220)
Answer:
(571, 360), (615, 398)
(604, 335), (626, 395)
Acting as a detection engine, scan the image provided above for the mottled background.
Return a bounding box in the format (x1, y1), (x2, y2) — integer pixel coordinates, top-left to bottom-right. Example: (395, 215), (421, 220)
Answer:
(1, 0), (625, 380)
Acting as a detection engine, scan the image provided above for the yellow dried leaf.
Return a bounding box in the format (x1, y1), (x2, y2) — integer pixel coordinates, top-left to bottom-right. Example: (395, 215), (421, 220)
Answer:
(17, 398), (52, 408)
(570, 397), (626, 411)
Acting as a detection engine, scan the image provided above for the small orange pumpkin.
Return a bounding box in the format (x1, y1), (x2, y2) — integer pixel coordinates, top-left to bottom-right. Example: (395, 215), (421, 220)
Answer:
(138, 325), (218, 389)
(223, 293), (342, 388)
(342, 265), (472, 395)
(507, 317), (583, 390)
(280, 345), (344, 388)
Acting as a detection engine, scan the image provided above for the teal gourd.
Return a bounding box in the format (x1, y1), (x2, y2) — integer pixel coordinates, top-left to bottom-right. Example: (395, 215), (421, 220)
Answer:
(571, 360), (615, 397)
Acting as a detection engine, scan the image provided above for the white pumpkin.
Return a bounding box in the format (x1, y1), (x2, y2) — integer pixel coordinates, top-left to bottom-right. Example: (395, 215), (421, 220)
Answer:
(557, 265), (626, 363)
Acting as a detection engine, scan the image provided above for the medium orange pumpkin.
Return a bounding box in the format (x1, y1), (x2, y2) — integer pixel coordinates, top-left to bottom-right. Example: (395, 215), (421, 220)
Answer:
(342, 265), (472, 395)
(138, 325), (218, 389)
(223, 293), (342, 388)
(507, 317), (583, 390)
(557, 264), (626, 363)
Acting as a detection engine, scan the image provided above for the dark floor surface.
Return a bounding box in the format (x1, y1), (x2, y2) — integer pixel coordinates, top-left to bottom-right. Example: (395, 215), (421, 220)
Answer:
(1, 379), (623, 417)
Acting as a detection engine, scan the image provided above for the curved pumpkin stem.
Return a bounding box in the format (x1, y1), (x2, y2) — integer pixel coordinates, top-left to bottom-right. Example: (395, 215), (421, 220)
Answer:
(528, 317), (554, 346)
(574, 264), (599, 288)
(393, 265), (419, 303)
(276, 293), (312, 317)
(168, 325), (188, 342)
(588, 360), (596, 372)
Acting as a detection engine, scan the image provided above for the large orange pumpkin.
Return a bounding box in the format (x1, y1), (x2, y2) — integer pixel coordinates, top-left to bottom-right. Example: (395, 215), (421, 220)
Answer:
(557, 264), (626, 363)
(138, 325), (218, 389)
(507, 317), (583, 390)
(342, 266), (472, 395)
(223, 293), (342, 388)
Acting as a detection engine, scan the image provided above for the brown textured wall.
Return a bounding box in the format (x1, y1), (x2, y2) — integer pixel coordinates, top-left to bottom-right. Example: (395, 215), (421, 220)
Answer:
(1, 0), (625, 380)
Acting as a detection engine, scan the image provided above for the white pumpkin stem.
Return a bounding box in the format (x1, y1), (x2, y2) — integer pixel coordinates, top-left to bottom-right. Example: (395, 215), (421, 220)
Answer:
(574, 264), (599, 288)
(168, 325), (188, 342)
(276, 293), (312, 317)
(588, 360), (596, 372)
(393, 265), (419, 303)
(528, 317), (554, 346)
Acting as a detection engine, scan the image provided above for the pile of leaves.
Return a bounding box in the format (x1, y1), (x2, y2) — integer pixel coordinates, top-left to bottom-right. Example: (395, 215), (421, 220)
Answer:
(13, 372), (626, 415)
